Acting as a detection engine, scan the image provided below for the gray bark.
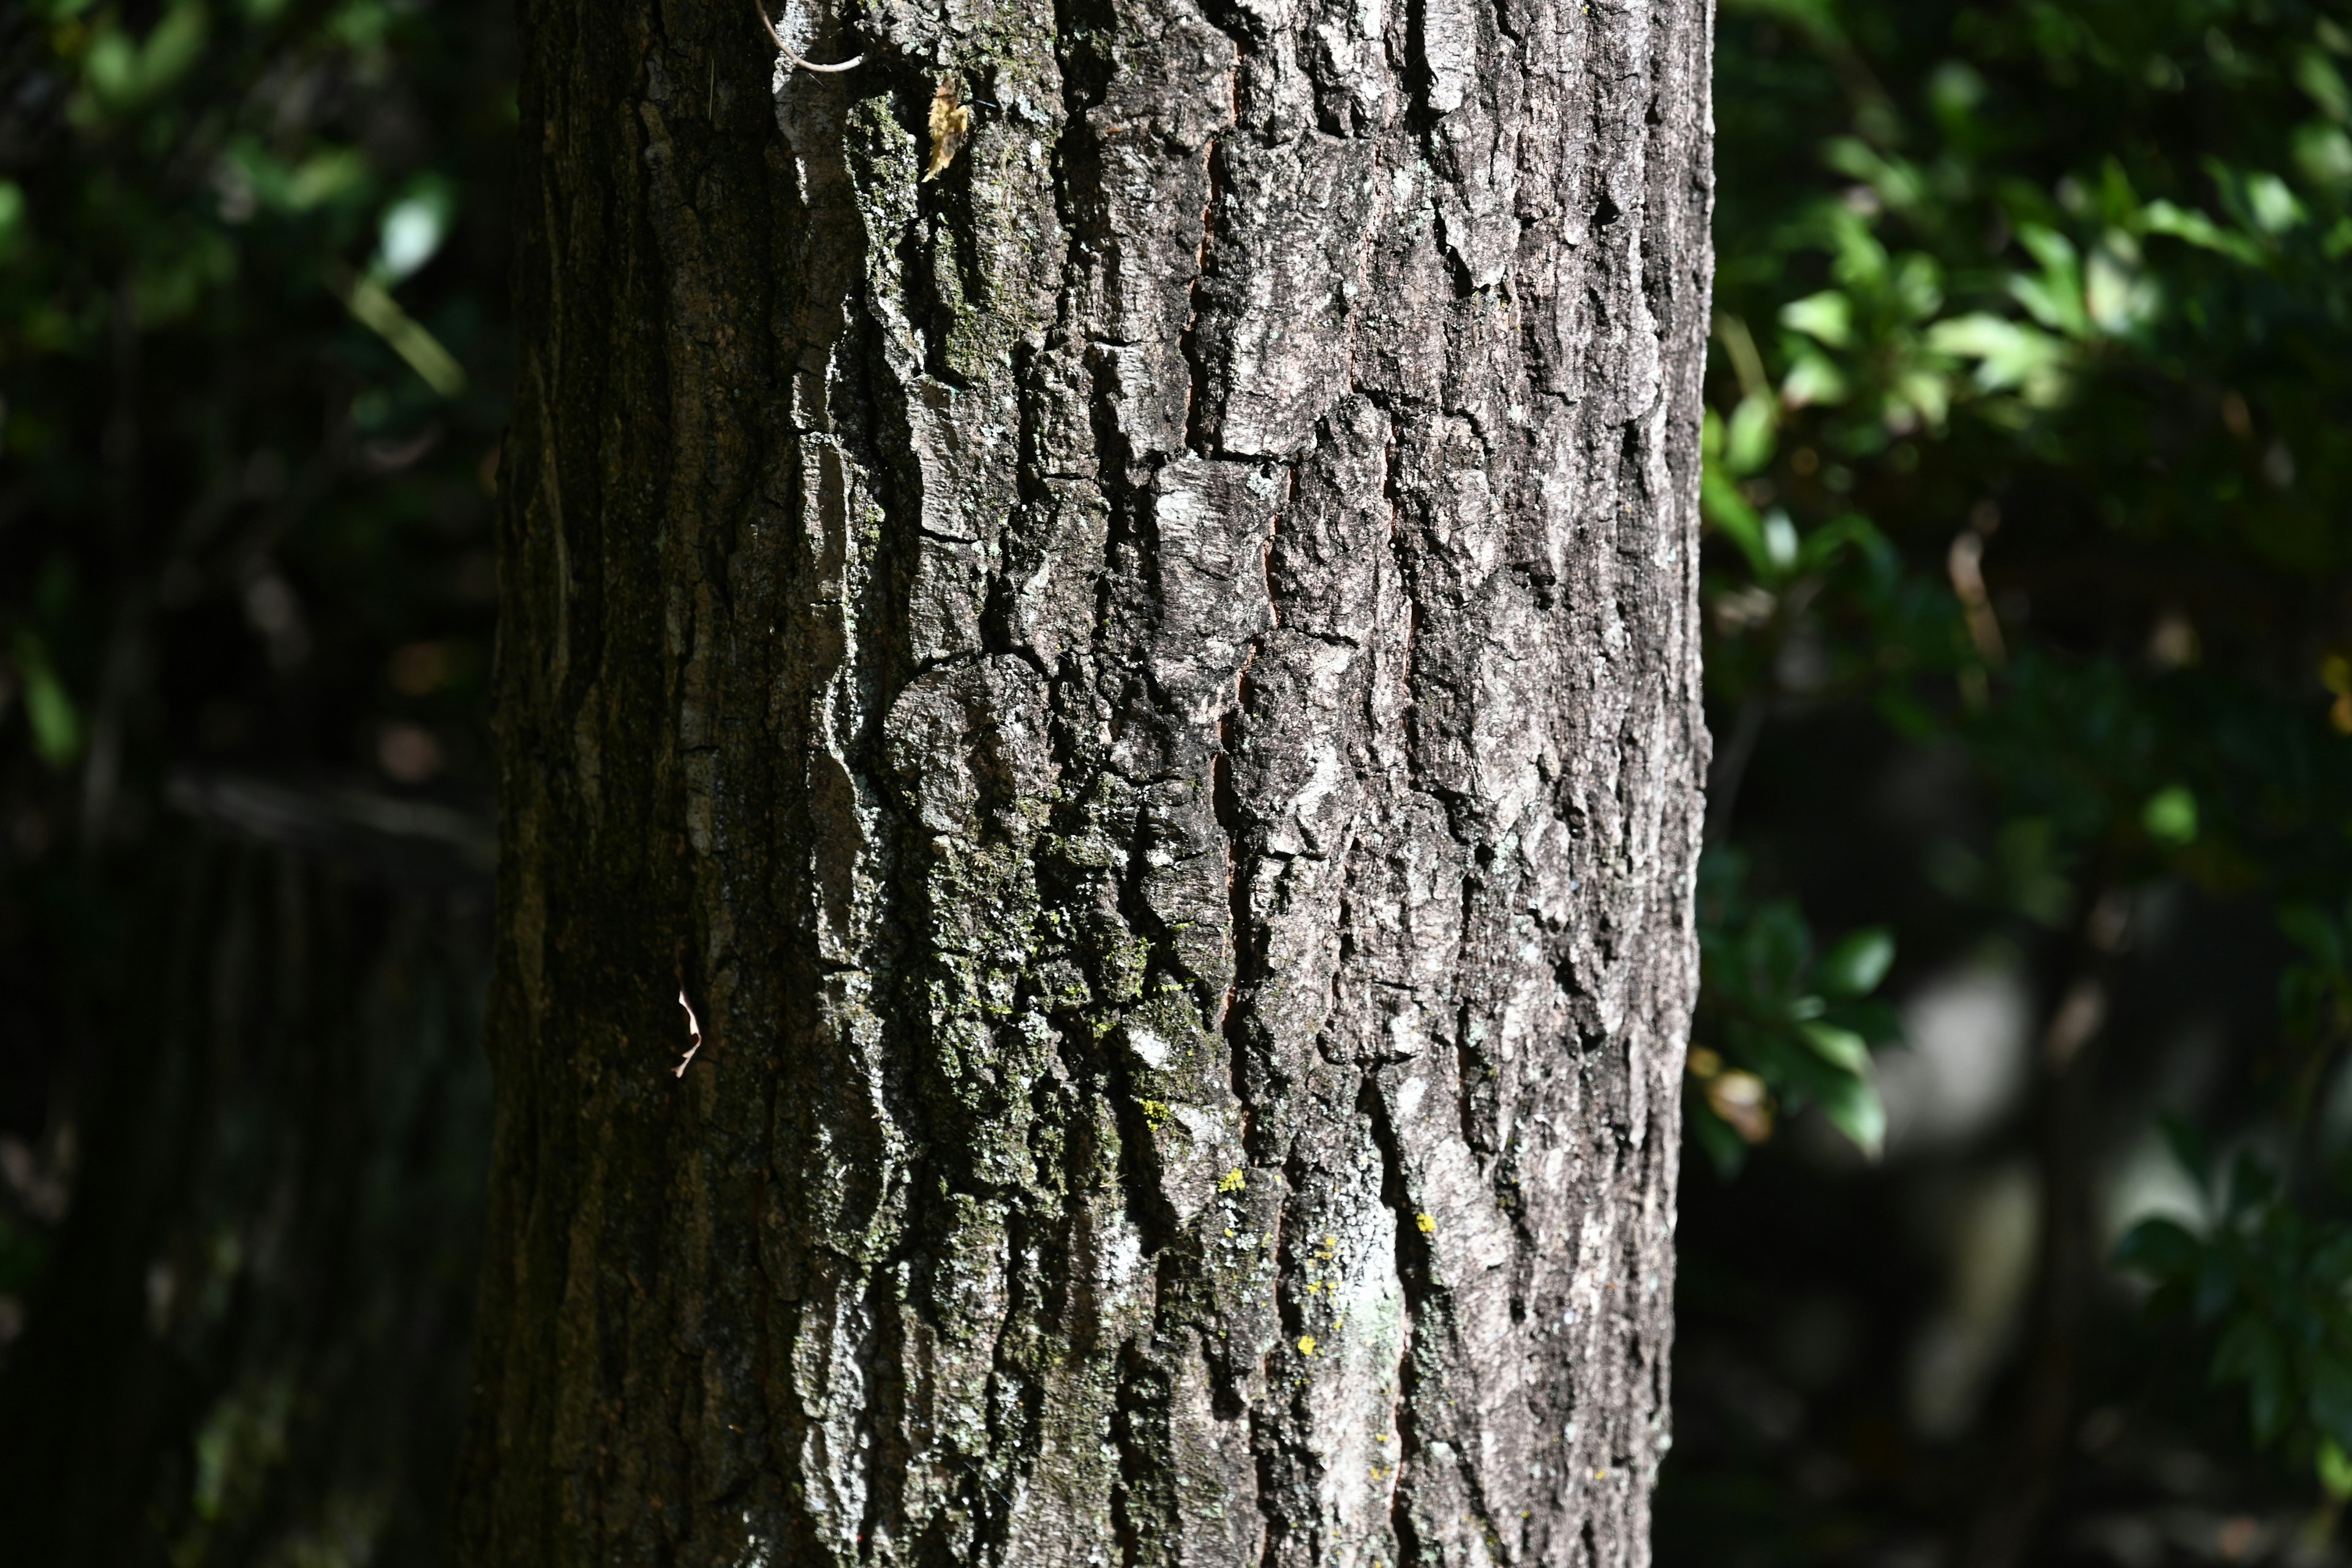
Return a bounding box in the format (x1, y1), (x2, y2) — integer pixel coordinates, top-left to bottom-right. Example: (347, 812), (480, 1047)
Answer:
(459, 0), (1711, 1561)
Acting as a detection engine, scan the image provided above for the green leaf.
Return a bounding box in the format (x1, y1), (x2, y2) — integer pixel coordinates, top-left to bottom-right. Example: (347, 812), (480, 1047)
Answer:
(1723, 391), (1777, 477)
(138, 0), (208, 97)
(1779, 348), (1849, 409)
(1817, 928), (1894, 997)
(1927, 61), (1985, 123)
(1701, 468), (1774, 580)
(284, 147), (370, 211)
(2082, 247), (2159, 337)
(2009, 225), (2090, 338)
(83, 29), (138, 106)
(1821, 137), (1926, 213)
(82, 0), (209, 108)
(1780, 290), (1855, 349)
(2297, 48), (2352, 123)
(1890, 365), (1953, 429)
(1826, 998), (1902, 1046)
(1813, 1068), (1885, 1160)
(0, 181), (26, 260)
(2158, 1115), (2213, 1190)
(2320, 1439), (2352, 1503)
(2294, 124), (2352, 192)
(2139, 200), (2264, 266)
(1797, 1020), (1871, 1075)
(2243, 173), (2306, 236)
(1890, 252), (1943, 321)
(2113, 1216), (2201, 1278)
(1923, 313), (2072, 402)
(12, 632), (82, 769)
(2142, 785), (2197, 845)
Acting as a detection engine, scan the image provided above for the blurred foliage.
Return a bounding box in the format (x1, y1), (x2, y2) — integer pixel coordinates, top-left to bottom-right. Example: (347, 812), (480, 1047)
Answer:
(1681, 0), (2352, 1560)
(0, 0), (511, 832)
(1692, 848), (1901, 1169)
(2120, 1130), (2352, 1504)
(0, 0), (509, 1559)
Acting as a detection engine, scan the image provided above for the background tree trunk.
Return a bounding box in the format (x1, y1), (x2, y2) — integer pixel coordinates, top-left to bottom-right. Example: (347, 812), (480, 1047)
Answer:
(0, 800), (493, 1568)
(459, 0), (1711, 1561)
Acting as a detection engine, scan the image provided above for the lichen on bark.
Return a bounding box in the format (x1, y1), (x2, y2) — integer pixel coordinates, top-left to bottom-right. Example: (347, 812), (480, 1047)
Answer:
(459, 0), (1712, 1562)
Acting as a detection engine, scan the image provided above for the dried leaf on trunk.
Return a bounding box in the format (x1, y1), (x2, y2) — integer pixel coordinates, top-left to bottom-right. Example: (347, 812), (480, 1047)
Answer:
(925, 78), (970, 181)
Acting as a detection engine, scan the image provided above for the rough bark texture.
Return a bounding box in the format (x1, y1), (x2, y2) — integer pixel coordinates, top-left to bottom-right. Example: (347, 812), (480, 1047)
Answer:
(459, 0), (1711, 1562)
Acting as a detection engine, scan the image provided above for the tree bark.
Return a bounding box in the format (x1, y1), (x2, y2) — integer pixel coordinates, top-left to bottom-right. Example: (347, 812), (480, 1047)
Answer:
(459, 0), (1712, 1562)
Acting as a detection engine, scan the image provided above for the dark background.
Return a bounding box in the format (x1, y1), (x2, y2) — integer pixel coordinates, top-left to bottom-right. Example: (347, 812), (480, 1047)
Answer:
(2, 2), (2350, 1565)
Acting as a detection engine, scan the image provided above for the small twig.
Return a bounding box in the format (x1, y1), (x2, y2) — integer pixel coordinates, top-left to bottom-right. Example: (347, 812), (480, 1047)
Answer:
(675, 989), (704, 1077)
(755, 2), (865, 72)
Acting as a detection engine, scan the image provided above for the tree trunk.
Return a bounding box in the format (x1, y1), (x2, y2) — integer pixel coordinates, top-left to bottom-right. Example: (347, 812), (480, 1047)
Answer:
(459, 0), (1711, 1561)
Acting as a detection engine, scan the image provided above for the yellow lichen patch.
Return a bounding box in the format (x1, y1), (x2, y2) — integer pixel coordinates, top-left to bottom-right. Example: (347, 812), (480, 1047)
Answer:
(924, 78), (971, 181)
(1297, 1335), (1317, 1356)
(1415, 1212), (1436, 1234)
(1139, 1099), (1169, 1128)
(1218, 1167), (1246, 1193)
